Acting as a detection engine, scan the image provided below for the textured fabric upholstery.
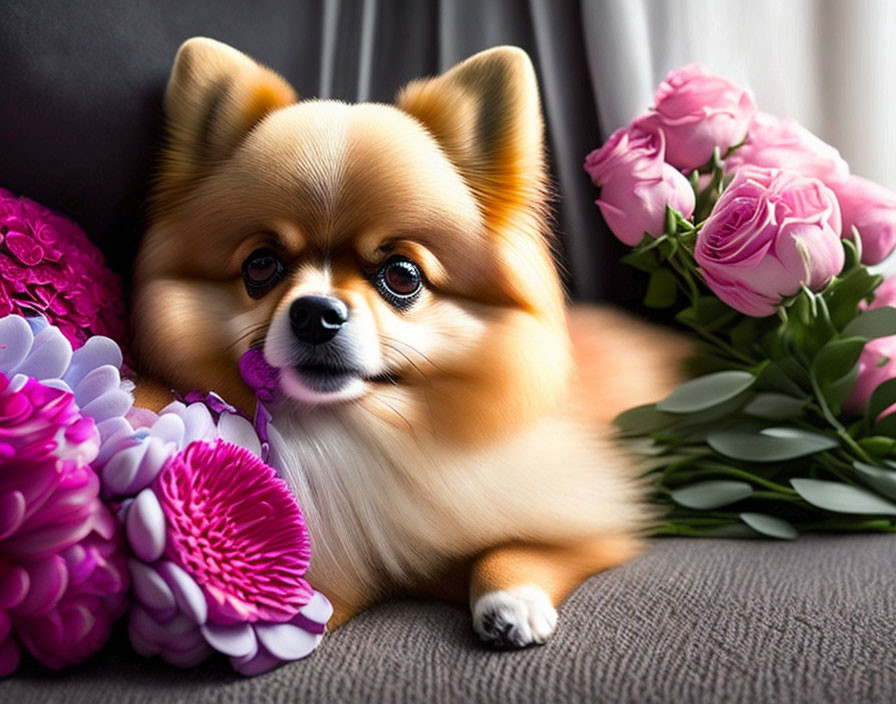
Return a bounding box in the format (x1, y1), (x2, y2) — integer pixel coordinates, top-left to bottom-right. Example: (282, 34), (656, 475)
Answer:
(4, 536), (896, 703)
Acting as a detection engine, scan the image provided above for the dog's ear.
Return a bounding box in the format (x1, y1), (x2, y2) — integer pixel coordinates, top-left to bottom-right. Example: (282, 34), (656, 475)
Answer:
(397, 47), (547, 231)
(157, 37), (297, 197)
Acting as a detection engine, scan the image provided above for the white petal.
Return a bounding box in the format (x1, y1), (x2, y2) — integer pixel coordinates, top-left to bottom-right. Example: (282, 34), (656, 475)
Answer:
(63, 336), (123, 387)
(126, 489), (166, 562)
(180, 403), (216, 444)
(160, 641), (213, 668)
(15, 325), (72, 381)
(299, 591), (334, 626)
(0, 315), (34, 373)
(157, 561), (208, 625)
(129, 559), (176, 617)
(201, 622), (258, 658)
(217, 412), (261, 456)
(159, 400), (187, 416)
(38, 378), (72, 393)
(149, 413), (186, 447)
(254, 622), (320, 660)
(74, 364), (121, 408)
(129, 437), (174, 492)
(81, 388), (133, 423)
(102, 441), (149, 495)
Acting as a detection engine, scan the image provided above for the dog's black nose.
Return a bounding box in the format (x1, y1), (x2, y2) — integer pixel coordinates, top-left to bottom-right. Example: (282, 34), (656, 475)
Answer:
(290, 295), (349, 345)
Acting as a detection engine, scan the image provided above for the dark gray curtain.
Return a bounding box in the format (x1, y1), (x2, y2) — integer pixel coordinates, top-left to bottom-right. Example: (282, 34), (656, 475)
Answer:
(0, 0), (628, 302)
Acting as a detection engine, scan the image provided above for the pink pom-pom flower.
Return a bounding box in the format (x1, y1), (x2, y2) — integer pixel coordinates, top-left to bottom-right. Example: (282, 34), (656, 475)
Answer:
(0, 314), (130, 676)
(100, 397), (330, 675)
(0, 188), (127, 350)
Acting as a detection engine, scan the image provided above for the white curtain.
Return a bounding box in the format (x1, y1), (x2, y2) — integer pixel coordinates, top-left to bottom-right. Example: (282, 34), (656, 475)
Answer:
(583, 0), (896, 193)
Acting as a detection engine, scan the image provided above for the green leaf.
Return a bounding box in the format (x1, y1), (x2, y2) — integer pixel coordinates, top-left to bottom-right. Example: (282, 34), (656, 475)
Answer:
(757, 361), (808, 397)
(824, 268), (882, 330)
(842, 306), (896, 339)
(811, 338), (866, 387)
(707, 427), (839, 462)
(791, 478), (896, 515)
(643, 268), (678, 308)
(670, 480), (754, 509)
(868, 377), (896, 422)
(696, 524), (761, 539)
(739, 512), (798, 540)
(656, 371), (756, 414)
(852, 461), (896, 501)
(743, 393), (808, 420)
(614, 404), (677, 435)
(620, 249), (659, 273)
(824, 364), (860, 417)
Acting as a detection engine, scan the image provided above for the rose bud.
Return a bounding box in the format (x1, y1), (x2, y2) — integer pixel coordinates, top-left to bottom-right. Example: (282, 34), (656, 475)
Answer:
(724, 112), (849, 185)
(634, 63), (756, 171)
(832, 175), (896, 265)
(695, 167), (844, 317)
(584, 126), (695, 246)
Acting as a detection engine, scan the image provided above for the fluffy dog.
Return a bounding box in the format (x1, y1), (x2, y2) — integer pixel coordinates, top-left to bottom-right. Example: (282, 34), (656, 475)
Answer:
(133, 38), (688, 647)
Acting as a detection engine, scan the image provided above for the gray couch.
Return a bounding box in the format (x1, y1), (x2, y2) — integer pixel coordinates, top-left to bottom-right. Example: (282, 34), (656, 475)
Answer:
(5, 535), (896, 703)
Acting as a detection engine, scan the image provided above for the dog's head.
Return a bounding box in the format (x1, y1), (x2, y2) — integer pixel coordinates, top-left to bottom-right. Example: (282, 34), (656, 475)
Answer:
(134, 38), (571, 443)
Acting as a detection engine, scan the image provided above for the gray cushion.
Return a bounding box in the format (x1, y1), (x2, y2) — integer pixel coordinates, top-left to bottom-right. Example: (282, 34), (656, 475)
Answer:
(4, 535), (896, 703)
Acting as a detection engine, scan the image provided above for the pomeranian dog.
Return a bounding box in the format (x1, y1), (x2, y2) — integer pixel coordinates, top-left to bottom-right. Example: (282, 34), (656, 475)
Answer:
(133, 37), (688, 648)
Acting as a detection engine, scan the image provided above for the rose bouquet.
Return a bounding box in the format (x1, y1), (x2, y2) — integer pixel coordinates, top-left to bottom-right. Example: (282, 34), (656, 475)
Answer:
(586, 64), (896, 539)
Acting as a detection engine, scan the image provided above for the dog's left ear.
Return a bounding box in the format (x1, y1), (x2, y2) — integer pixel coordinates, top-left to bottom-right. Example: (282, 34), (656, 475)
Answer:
(397, 47), (547, 231)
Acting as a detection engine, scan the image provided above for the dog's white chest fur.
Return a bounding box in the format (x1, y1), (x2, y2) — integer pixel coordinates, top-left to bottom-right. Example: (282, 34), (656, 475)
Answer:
(267, 403), (645, 604)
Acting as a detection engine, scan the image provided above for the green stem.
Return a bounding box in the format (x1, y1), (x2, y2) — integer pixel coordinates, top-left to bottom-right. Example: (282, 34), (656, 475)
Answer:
(808, 368), (874, 464)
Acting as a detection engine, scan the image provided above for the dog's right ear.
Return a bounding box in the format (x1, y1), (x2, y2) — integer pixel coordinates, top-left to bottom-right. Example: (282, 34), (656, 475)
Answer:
(157, 37), (297, 199)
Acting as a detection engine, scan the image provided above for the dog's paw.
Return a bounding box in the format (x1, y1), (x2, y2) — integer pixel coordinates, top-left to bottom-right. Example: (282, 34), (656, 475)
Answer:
(472, 584), (558, 649)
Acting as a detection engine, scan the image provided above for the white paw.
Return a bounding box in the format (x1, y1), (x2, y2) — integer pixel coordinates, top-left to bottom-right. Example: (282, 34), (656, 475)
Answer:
(472, 585), (558, 648)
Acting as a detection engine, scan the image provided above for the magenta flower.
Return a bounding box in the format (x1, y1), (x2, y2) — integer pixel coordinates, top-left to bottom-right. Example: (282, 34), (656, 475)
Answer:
(102, 400), (330, 675)
(0, 313), (133, 675)
(844, 278), (896, 418)
(0, 374), (128, 675)
(0, 188), (127, 350)
(832, 175), (896, 265)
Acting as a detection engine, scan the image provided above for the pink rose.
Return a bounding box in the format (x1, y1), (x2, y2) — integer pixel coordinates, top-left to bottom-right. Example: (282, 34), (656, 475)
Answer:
(634, 64), (756, 171)
(844, 278), (896, 417)
(725, 112), (849, 185)
(584, 126), (695, 246)
(832, 175), (896, 265)
(695, 167), (844, 317)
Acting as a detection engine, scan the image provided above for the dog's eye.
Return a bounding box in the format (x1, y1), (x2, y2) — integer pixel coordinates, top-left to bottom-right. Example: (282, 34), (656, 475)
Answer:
(376, 256), (423, 308)
(242, 249), (284, 298)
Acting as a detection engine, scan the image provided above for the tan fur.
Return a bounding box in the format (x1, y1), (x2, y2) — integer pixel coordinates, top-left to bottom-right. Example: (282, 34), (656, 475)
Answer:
(134, 38), (691, 637)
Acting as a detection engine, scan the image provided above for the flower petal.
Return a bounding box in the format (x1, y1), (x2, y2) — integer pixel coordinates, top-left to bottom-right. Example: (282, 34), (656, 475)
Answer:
(254, 622), (320, 661)
(74, 364), (121, 409)
(0, 565), (29, 610)
(103, 441), (148, 495)
(10, 555), (67, 617)
(14, 325), (72, 381)
(129, 559), (177, 617)
(0, 636), (21, 677)
(62, 336), (123, 388)
(298, 590), (333, 627)
(179, 403), (216, 444)
(148, 413), (186, 447)
(160, 640), (213, 668)
(230, 642), (288, 677)
(0, 490), (26, 540)
(80, 388), (133, 424)
(217, 412), (262, 456)
(0, 314), (34, 373)
(126, 489), (166, 563)
(156, 561), (208, 625)
(200, 622), (258, 658)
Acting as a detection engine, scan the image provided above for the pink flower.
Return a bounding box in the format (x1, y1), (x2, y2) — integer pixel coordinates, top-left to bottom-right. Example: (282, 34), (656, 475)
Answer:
(844, 278), (896, 417)
(634, 63), (756, 171)
(0, 372), (128, 675)
(724, 112), (849, 186)
(0, 187), (127, 351)
(584, 127), (695, 246)
(155, 440), (312, 624)
(832, 175), (896, 265)
(695, 167), (844, 317)
(106, 400), (329, 675)
(843, 336), (896, 418)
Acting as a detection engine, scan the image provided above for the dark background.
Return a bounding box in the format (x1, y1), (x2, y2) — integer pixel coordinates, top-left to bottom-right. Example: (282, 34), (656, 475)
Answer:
(0, 0), (641, 305)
